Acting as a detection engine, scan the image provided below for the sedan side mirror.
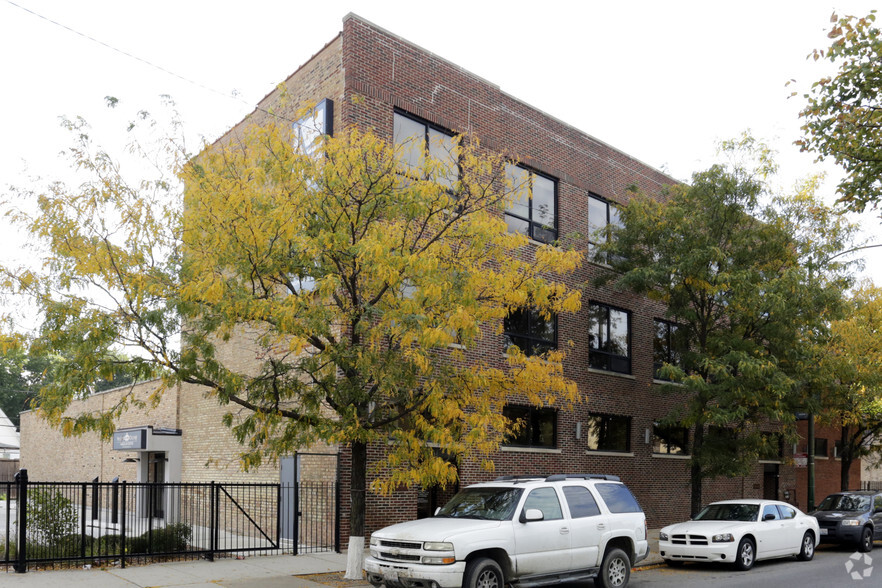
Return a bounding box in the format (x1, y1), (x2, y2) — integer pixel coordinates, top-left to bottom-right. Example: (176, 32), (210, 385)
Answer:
(763, 513), (777, 521)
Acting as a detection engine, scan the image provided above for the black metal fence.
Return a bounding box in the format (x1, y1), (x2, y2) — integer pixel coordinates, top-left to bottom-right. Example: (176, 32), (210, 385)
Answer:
(1, 470), (338, 573)
(861, 480), (882, 491)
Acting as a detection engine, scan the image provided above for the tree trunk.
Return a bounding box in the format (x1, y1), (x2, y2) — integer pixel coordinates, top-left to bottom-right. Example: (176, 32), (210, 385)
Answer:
(344, 440), (367, 580)
(690, 425), (704, 517)
(840, 426), (851, 492)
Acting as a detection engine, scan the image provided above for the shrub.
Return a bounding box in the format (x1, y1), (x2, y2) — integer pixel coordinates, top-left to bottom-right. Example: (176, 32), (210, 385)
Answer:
(26, 488), (78, 548)
(128, 522), (192, 554)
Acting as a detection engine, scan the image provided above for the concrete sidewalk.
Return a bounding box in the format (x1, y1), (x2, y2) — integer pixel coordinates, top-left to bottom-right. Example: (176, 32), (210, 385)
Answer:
(0, 531), (663, 587)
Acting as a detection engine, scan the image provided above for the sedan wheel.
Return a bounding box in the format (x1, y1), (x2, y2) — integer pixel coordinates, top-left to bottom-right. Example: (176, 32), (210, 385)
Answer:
(797, 531), (815, 561)
(734, 538), (755, 571)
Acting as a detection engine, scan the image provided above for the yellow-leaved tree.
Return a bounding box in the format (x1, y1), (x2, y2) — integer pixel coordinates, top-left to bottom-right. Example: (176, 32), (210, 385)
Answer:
(2, 105), (582, 575)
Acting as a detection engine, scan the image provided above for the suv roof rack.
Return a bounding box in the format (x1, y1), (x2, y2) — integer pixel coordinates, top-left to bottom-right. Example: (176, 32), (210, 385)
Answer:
(544, 474), (621, 482)
(494, 475), (547, 482)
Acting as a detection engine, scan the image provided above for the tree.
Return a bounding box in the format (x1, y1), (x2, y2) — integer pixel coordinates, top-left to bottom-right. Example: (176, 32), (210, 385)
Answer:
(818, 283), (882, 490)
(596, 138), (852, 514)
(798, 11), (882, 215)
(0, 345), (62, 427)
(2, 107), (582, 576)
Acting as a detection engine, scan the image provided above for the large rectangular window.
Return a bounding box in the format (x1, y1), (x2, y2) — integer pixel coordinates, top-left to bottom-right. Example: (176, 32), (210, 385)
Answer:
(814, 437), (829, 458)
(393, 111), (458, 187)
(588, 194), (620, 264)
(293, 98), (333, 155)
(588, 303), (631, 374)
(653, 319), (687, 380)
(652, 424), (689, 455)
(503, 405), (557, 448)
(585, 414), (631, 452)
(504, 308), (556, 356)
(505, 164), (557, 244)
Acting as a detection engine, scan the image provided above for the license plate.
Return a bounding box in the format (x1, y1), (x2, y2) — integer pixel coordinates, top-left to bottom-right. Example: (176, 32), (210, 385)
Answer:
(383, 569), (399, 582)
(820, 529), (828, 536)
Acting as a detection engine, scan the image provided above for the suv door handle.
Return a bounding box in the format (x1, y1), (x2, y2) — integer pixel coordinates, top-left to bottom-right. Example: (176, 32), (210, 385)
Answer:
(560, 527), (569, 534)
(597, 523), (607, 530)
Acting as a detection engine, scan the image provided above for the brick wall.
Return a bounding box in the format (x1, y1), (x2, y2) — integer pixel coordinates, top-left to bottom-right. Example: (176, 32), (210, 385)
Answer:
(19, 379), (177, 483)
(794, 420), (862, 510)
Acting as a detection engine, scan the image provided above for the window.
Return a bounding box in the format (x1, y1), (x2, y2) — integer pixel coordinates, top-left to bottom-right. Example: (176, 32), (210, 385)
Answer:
(776, 505), (797, 520)
(834, 439), (842, 458)
(652, 424), (689, 455)
(585, 414), (631, 452)
(761, 432), (784, 460)
(762, 504), (780, 521)
(505, 164), (557, 244)
(523, 487), (563, 520)
(393, 112), (458, 187)
(595, 483), (642, 513)
(503, 405), (557, 448)
(588, 303), (631, 373)
(504, 308), (556, 356)
(588, 194), (621, 264)
(562, 486), (601, 518)
(814, 438), (828, 458)
(293, 98), (333, 155)
(653, 319), (687, 380)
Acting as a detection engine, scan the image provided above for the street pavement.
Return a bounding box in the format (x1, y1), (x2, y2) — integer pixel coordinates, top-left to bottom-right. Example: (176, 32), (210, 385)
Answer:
(0, 531), (664, 587)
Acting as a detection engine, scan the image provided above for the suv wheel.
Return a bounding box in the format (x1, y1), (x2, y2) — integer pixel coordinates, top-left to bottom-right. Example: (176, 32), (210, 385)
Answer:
(734, 538), (755, 571)
(595, 547), (630, 587)
(464, 557), (503, 588)
(859, 527), (874, 553)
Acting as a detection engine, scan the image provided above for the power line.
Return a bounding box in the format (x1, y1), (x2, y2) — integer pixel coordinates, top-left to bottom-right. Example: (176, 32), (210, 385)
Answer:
(3, 0), (295, 124)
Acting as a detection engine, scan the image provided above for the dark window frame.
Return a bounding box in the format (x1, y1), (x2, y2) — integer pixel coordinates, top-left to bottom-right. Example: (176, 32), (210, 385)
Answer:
(585, 413), (631, 453)
(504, 163), (559, 244)
(504, 308), (558, 356)
(292, 98), (334, 154)
(814, 437), (829, 458)
(653, 318), (686, 380)
(588, 193), (620, 264)
(652, 423), (689, 455)
(393, 109), (459, 184)
(503, 404), (558, 449)
(588, 302), (632, 374)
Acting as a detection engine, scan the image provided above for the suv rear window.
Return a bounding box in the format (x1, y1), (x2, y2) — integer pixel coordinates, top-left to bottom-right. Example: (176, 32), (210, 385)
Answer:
(595, 483), (642, 513)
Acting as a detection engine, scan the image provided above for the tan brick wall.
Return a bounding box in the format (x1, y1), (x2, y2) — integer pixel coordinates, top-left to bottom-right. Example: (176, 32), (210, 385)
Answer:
(19, 379), (178, 482)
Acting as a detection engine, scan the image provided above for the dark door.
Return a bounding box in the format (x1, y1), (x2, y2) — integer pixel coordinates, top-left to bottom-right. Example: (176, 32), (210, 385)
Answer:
(763, 463), (779, 500)
(147, 451), (166, 518)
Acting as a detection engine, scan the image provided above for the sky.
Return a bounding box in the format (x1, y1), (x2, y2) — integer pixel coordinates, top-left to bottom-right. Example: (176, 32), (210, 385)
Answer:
(1, 0), (880, 331)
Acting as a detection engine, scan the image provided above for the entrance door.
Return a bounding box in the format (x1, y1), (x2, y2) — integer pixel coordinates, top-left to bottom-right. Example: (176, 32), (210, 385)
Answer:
(280, 456), (298, 541)
(147, 451), (166, 518)
(763, 463), (779, 500)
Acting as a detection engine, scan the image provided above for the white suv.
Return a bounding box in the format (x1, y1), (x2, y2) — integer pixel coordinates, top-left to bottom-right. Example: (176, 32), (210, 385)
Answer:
(364, 474), (649, 588)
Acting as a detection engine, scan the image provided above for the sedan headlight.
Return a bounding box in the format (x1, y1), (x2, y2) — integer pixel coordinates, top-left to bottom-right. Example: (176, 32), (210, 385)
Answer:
(841, 519), (861, 526)
(712, 533), (735, 543)
(659, 532), (669, 541)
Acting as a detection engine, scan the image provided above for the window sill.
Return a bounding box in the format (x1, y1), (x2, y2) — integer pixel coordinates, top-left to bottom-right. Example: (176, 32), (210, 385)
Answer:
(652, 453), (690, 460)
(584, 450), (634, 458)
(653, 378), (685, 387)
(758, 459), (783, 464)
(501, 446), (562, 454)
(815, 456), (829, 460)
(588, 368), (635, 380)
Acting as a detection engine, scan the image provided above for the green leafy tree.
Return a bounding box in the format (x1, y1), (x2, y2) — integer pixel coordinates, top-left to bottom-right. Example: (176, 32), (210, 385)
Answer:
(818, 283), (882, 490)
(2, 106), (582, 576)
(596, 138), (852, 514)
(798, 10), (882, 215)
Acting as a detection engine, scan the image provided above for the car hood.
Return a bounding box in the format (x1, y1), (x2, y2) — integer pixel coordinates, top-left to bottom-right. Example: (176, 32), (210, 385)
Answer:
(813, 510), (867, 520)
(661, 520), (754, 536)
(372, 517), (503, 542)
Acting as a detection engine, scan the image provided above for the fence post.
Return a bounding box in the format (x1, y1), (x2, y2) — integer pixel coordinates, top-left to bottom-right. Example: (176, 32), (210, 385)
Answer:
(208, 481), (216, 561)
(111, 477), (119, 525)
(335, 456), (341, 553)
(81, 482), (88, 559)
(91, 476), (99, 521)
(293, 458), (299, 556)
(13, 468), (27, 573)
(120, 481), (127, 569)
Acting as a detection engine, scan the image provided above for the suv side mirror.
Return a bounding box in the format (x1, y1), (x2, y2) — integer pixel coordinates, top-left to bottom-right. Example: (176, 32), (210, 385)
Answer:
(521, 508), (544, 523)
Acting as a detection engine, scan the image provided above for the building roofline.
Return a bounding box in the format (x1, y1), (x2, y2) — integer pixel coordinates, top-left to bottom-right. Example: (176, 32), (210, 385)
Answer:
(342, 13), (679, 185)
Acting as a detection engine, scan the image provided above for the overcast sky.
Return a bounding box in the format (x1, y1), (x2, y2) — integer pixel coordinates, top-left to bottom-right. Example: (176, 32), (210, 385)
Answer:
(1, 0), (880, 330)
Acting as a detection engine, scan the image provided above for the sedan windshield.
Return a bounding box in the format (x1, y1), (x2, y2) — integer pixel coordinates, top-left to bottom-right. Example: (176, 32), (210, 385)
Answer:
(817, 494), (871, 512)
(435, 487), (524, 521)
(694, 503), (760, 522)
